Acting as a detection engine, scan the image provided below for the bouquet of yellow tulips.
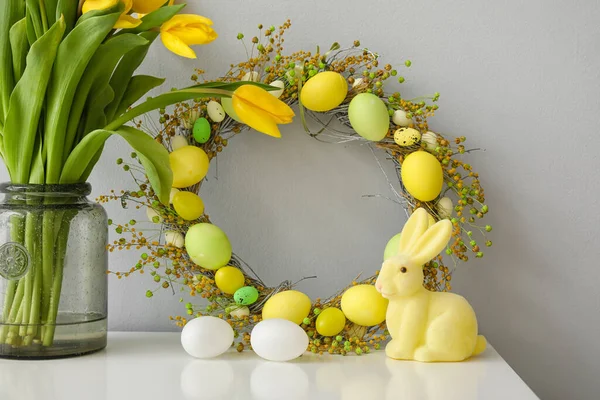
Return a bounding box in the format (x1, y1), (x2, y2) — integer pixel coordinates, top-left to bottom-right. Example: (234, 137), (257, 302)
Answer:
(0, 0), (293, 354)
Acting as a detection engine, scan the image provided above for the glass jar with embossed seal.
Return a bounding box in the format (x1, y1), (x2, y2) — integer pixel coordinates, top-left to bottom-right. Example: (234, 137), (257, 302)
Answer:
(0, 183), (108, 358)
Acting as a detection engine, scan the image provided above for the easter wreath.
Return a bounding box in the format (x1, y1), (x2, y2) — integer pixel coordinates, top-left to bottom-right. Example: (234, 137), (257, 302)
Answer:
(102, 21), (492, 357)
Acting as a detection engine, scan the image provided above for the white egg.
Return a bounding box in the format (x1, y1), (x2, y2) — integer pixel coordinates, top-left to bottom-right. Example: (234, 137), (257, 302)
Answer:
(352, 77), (364, 88)
(421, 131), (438, 151)
(242, 71), (260, 82)
(392, 110), (412, 127)
(207, 100), (226, 122)
(268, 80), (285, 98)
(165, 230), (184, 248)
(230, 306), (250, 319)
(251, 319), (308, 362)
(181, 316), (234, 359)
(169, 188), (180, 204)
(171, 135), (188, 151)
(146, 207), (162, 223)
(437, 197), (454, 219)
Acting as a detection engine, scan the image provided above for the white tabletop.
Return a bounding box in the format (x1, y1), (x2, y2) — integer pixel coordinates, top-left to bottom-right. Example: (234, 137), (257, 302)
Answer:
(0, 332), (537, 400)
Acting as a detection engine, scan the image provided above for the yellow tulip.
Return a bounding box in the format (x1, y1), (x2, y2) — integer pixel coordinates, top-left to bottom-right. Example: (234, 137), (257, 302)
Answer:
(160, 15), (217, 59)
(132, 0), (173, 14)
(82, 0), (142, 29)
(232, 85), (295, 138)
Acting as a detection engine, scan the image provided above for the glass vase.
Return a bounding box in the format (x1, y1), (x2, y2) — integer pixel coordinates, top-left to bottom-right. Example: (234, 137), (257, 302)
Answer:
(0, 183), (108, 359)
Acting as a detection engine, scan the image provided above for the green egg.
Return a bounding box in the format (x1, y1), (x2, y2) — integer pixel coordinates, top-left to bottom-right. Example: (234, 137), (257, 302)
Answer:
(348, 93), (390, 141)
(192, 117), (211, 144)
(234, 286), (259, 305)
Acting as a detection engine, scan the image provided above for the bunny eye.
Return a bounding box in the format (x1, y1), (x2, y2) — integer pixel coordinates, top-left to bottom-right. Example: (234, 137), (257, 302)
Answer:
(400, 267), (407, 273)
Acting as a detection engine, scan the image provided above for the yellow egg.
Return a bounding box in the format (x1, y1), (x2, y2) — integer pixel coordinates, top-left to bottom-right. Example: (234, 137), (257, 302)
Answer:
(341, 285), (388, 326)
(300, 71), (348, 112)
(316, 308), (346, 336)
(394, 128), (421, 147)
(437, 196), (453, 218)
(400, 151), (443, 202)
(262, 290), (312, 325)
(215, 266), (245, 294)
(169, 146), (209, 188)
(172, 191), (204, 220)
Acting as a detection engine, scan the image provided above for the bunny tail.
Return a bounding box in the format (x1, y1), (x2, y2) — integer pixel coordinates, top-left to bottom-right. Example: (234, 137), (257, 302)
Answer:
(473, 335), (487, 356)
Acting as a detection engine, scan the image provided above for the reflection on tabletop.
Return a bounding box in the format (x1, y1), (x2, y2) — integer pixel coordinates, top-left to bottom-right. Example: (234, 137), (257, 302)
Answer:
(0, 333), (535, 400)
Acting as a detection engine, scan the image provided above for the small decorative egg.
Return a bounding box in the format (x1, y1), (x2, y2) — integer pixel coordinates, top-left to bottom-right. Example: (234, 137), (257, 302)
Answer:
(262, 290), (312, 325)
(393, 128), (421, 147)
(169, 188), (179, 204)
(401, 151), (443, 201)
(392, 110), (412, 127)
(250, 319), (309, 361)
(421, 131), (438, 151)
(192, 117), (211, 144)
(207, 100), (225, 122)
(341, 285), (388, 326)
(221, 98), (243, 123)
(181, 316), (234, 358)
(315, 307), (346, 336)
(165, 231), (184, 248)
(383, 232), (401, 261)
(228, 305), (250, 319)
(437, 196), (454, 218)
(215, 266), (245, 295)
(268, 80), (285, 98)
(171, 135), (188, 151)
(242, 71), (260, 82)
(348, 93), (390, 141)
(300, 71), (348, 112)
(146, 207), (162, 223)
(352, 77), (364, 88)
(185, 223), (232, 270)
(234, 286), (259, 305)
(169, 146), (209, 188)
(172, 191), (204, 221)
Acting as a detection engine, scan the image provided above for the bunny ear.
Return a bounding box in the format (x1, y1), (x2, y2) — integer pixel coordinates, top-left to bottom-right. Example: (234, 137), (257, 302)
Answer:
(410, 219), (453, 266)
(398, 208), (430, 254)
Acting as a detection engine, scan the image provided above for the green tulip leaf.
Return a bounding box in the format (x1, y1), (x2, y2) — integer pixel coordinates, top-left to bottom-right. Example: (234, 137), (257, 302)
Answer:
(3, 17), (65, 183)
(104, 31), (159, 123)
(61, 126), (172, 204)
(44, 8), (122, 183)
(115, 75), (166, 118)
(64, 33), (149, 159)
(120, 4), (186, 34)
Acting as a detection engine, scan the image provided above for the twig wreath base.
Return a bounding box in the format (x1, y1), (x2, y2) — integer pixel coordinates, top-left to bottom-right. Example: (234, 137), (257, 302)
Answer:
(100, 20), (492, 356)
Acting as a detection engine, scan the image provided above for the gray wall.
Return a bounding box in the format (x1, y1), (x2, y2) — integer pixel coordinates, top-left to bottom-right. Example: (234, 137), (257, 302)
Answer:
(1, 0), (598, 398)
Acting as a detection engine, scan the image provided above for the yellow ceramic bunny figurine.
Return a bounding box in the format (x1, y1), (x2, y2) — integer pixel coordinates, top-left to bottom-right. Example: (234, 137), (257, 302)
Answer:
(375, 208), (486, 362)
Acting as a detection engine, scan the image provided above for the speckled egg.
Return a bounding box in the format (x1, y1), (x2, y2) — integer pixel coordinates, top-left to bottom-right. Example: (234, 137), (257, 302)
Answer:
(207, 101), (225, 122)
(234, 286), (259, 305)
(394, 128), (421, 147)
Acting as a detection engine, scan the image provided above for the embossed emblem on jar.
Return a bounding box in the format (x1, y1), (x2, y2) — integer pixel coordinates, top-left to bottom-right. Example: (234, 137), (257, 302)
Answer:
(0, 242), (30, 280)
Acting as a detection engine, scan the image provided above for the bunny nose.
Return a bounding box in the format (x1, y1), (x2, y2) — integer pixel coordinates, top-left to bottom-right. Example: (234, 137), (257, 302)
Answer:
(375, 283), (382, 292)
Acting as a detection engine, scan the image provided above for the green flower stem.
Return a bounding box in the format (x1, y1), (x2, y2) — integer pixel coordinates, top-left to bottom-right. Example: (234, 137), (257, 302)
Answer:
(18, 214), (35, 338)
(42, 211), (72, 346)
(0, 214), (25, 342)
(6, 283), (24, 342)
(26, 213), (43, 340)
(41, 211), (55, 325)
